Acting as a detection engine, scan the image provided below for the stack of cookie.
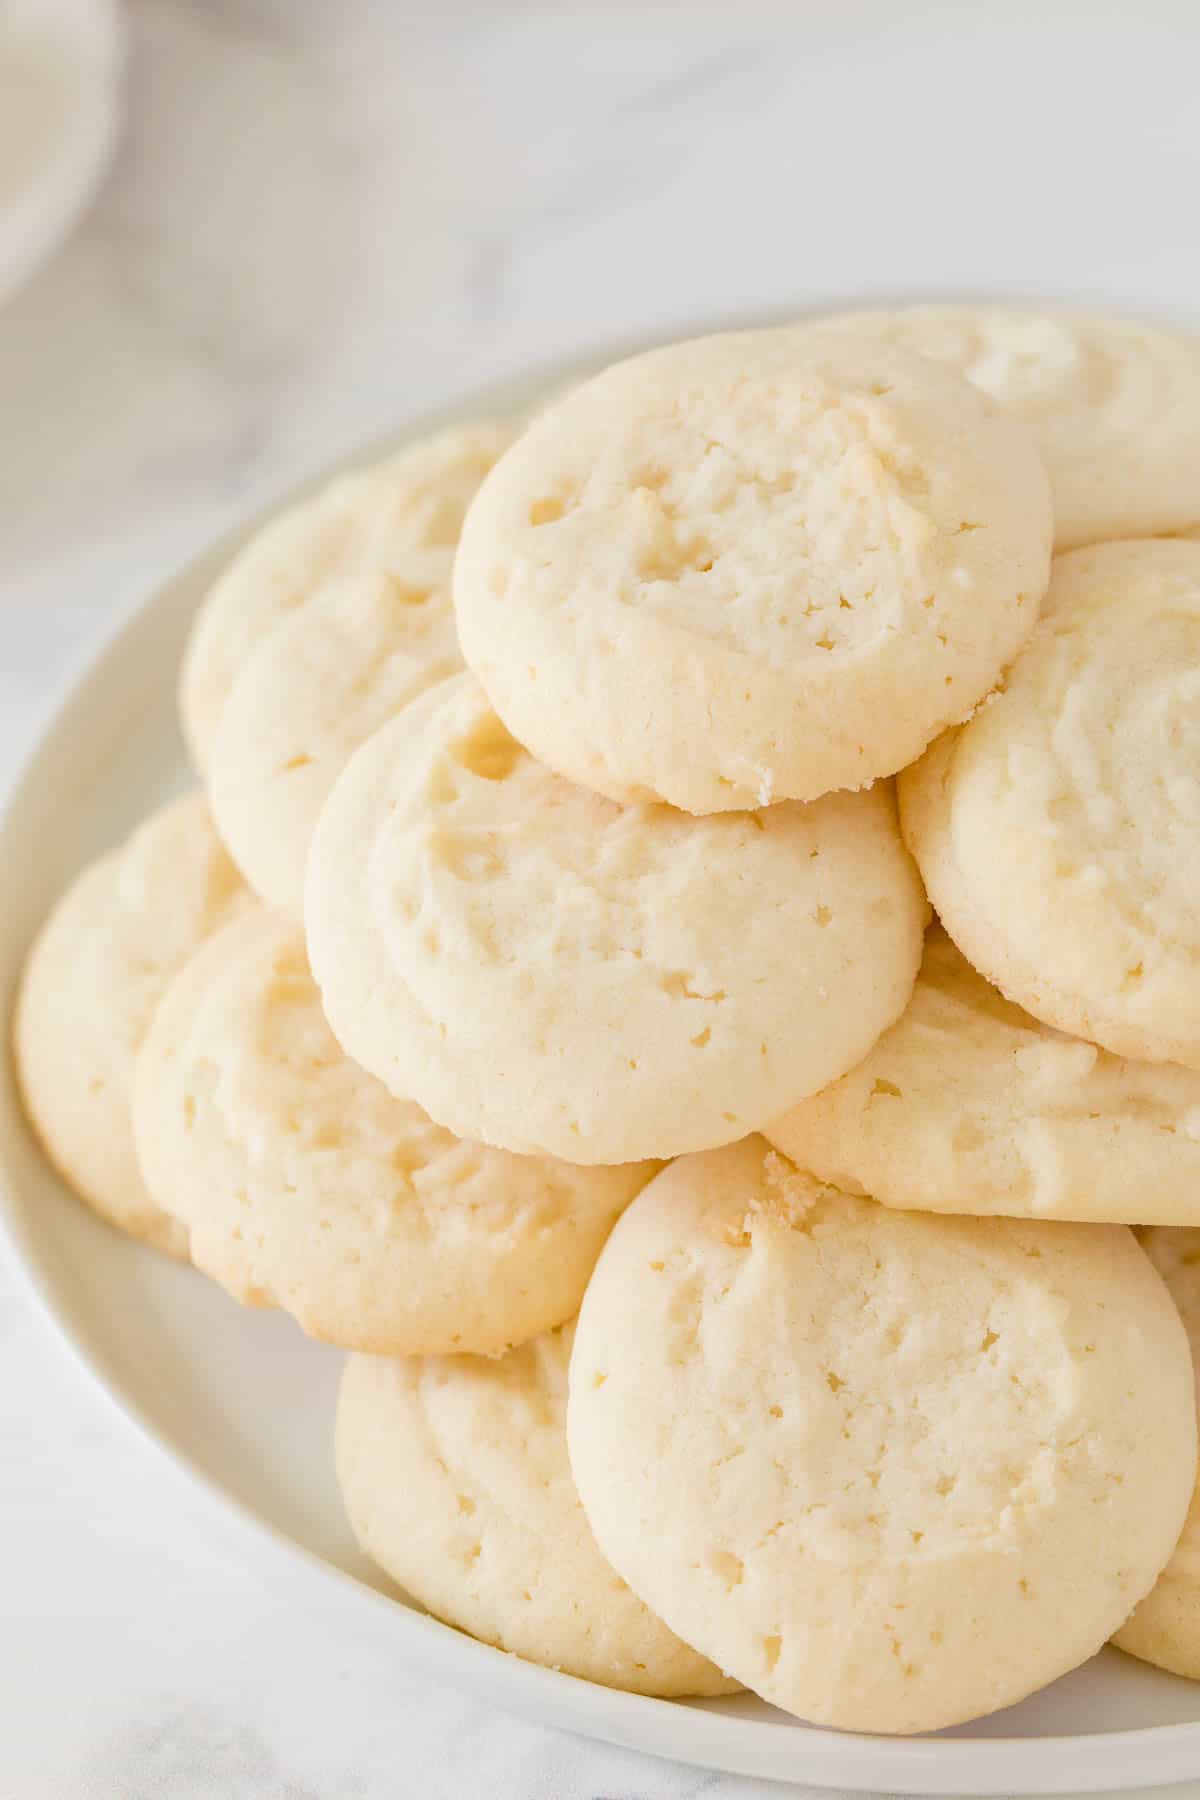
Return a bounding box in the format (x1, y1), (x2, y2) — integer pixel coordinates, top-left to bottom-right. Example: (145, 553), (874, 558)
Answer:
(17, 308), (1200, 1735)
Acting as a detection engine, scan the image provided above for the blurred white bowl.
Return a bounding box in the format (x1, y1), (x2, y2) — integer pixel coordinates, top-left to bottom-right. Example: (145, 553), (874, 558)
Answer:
(0, 0), (124, 306)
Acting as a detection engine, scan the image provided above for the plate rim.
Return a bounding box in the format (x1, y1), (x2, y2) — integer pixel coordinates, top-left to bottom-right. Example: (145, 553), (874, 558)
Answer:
(5, 327), (1200, 1795)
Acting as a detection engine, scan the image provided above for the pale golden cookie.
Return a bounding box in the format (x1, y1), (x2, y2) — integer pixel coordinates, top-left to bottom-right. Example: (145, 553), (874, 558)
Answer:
(179, 421), (513, 771)
(767, 926), (1200, 1225)
(133, 909), (653, 1353)
(1114, 1228), (1200, 1678)
(209, 570), (462, 911)
(304, 673), (926, 1164)
(337, 1327), (738, 1696)
(454, 327), (1051, 812)
(818, 305), (1200, 549)
(14, 792), (249, 1255)
(901, 539), (1200, 1069)
(567, 1140), (1195, 1734)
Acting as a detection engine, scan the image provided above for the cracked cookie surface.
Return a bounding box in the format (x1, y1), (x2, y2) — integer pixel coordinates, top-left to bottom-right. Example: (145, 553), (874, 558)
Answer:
(15, 790), (250, 1256)
(816, 306), (1200, 550)
(179, 420), (513, 771)
(454, 328), (1051, 811)
(901, 539), (1200, 1068)
(133, 908), (652, 1352)
(767, 926), (1200, 1225)
(209, 567), (462, 911)
(1114, 1227), (1200, 1677)
(304, 673), (926, 1163)
(337, 1325), (737, 1695)
(566, 1139), (1194, 1733)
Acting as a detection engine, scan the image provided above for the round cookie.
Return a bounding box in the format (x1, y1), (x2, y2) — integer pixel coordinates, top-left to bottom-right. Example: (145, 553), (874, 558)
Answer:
(900, 539), (1200, 1069)
(567, 1139), (1195, 1735)
(133, 908), (654, 1354)
(336, 1327), (738, 1696)
(209, 568), (462, 911)
(179, 420), (513, 772)
(766, 926), (1200, 1225)
(14, 791), (249, 1256)
(454, 327), (1051, 812)
(1114, 1228), (1200, 1678)
(304, 673), (926, 1165)
(816, 305), (1200, 551)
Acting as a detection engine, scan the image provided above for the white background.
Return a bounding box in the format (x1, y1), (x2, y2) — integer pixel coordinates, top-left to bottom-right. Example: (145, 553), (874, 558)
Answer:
(4, 3), (1200, 1796)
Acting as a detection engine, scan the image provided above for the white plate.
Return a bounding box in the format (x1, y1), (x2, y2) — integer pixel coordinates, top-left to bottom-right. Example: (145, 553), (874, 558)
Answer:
(5, 349), (1200, 1797)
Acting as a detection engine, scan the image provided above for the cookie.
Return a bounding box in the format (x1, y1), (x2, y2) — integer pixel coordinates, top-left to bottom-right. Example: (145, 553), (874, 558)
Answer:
(816, 305), (1200, 550)
(454, 327), (1051, 812)
(567, 1140), (1195, 1735)
(304, 673), (926, 1164)
(1113, 1228), (1200, 1677)
(14, 791), (249, 1255)
(336, 1326), (737, 1696)
(767, 926), (1200, 1225)
(209, 570), (462, 911)
(901, 539), (1200, 1069)
(132, 909), (653, 1353)
(179, 421), (513, 772)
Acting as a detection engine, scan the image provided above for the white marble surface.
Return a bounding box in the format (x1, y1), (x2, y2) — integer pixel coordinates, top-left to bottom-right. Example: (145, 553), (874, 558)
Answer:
(5, 2), (1200, 1795)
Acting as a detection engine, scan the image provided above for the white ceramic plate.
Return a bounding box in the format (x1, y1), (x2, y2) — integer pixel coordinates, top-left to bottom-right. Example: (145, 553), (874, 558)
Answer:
(6, 350), (1200, 1796)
